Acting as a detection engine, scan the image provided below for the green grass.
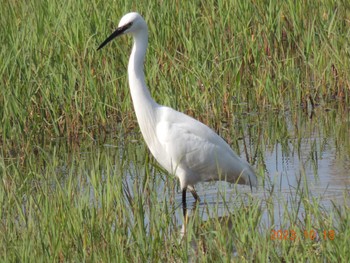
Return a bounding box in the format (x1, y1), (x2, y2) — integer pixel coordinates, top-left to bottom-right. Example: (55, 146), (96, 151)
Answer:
(1, 0), (349, 150)
(1, 0), (350, 261)
(0, 134), (349, 261)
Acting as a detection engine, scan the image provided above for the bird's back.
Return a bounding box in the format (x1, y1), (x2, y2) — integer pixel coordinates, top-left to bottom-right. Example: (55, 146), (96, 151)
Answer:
(153, 106), (257, 189)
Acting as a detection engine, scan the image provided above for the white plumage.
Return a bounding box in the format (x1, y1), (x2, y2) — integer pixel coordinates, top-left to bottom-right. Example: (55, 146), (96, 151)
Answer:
(98, 12), (258, 209)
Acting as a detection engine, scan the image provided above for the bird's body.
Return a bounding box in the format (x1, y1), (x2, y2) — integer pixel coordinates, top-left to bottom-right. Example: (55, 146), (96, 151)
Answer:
(98, 12), (257, 208)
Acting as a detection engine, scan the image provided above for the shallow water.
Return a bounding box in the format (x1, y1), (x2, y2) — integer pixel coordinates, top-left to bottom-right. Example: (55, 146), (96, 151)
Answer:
(44, 106), (350, 234)
(173, 106), (350, 230)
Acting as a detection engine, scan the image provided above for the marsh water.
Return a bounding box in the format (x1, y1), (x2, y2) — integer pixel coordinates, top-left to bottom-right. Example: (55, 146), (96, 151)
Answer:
(165, 105), (350, 238)
(188, 106), (350, 223)
(100, 105), (350, 231)
(51, 105), (350, 237)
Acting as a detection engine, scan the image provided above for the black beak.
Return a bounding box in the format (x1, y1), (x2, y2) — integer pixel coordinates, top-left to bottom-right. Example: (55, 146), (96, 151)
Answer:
(97, 22), (133, 51)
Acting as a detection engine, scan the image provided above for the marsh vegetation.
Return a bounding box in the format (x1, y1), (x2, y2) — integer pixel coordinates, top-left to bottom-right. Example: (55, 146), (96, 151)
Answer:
(1, 0), (349, 261)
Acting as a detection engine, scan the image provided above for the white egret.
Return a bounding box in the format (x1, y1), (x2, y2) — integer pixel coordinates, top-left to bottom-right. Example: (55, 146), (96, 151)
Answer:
(97, 12), (258, 211)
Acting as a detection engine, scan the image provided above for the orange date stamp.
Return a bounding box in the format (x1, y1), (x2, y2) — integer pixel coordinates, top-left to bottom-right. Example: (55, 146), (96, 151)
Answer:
(270, 229), (335, 241)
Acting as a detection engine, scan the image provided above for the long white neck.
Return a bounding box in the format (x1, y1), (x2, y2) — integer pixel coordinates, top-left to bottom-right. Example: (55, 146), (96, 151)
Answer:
(128, 29), (159, 147)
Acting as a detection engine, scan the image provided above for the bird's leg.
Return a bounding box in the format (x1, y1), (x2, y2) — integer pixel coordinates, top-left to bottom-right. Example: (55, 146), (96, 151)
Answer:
(182, 186), (200, 218)
(182, 186), (200, 233)
(182, 187), (187, 218)
(188, 185), (200, 203)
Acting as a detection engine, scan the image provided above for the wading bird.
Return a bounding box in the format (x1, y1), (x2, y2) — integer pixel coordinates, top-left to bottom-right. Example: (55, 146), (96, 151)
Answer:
(97, 12), (257, 213)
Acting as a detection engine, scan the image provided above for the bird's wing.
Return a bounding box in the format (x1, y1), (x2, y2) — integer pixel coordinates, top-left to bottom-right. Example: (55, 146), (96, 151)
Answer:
(156, 107), (246, 181)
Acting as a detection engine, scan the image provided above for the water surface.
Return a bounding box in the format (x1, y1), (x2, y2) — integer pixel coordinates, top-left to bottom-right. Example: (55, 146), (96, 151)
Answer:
(173, 106), (350, 229)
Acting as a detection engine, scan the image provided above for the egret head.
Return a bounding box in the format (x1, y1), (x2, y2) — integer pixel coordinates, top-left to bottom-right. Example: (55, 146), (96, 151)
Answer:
(97, 12), (147, 50)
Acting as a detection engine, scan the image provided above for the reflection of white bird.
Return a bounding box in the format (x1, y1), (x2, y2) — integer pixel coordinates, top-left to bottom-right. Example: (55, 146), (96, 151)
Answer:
(98, 12), (258, 211)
